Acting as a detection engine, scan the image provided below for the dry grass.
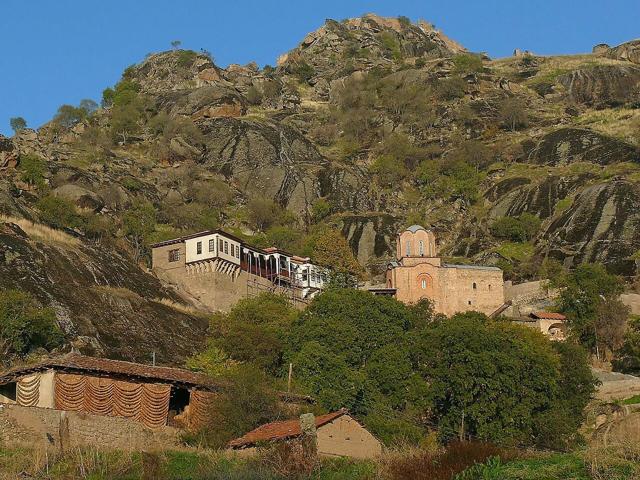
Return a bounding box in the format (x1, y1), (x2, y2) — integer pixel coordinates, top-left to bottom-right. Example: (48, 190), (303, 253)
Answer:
(91, 285), (142, 300)
(572, 108), (640, 145)
(0, 215), (81, 247)
(585, 442), (640, 480)
(153, 297), (207, 316)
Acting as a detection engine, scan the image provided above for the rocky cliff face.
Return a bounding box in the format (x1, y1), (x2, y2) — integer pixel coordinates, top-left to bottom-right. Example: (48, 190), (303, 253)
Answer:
(0, 221), (208, 364)
(2, 14), (640, 306)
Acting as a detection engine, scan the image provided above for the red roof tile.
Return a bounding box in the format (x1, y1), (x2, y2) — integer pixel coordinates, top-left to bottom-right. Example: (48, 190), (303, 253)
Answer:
(531, 311), (566, 321)
(228, 409), (348, 448)
(0, 353), (222, 390)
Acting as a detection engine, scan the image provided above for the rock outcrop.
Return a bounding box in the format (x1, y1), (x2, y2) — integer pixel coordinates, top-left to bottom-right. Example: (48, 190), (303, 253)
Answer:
(606, 39), (640, 65)
(0, 221), (208, 364)
(542, 181), (640, 274)
(521, 128), (639, 166)
(558, 65), (640, 107)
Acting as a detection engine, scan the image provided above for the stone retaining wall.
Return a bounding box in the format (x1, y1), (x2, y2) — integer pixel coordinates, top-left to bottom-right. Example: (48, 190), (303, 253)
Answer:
(0, 403), (181, 450)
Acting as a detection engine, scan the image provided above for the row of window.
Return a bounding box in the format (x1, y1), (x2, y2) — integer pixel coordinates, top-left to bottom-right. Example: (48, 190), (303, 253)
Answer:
(195, 239), (240, 258)
(418, 280), (493, 291)
(406, 240), (429, 257)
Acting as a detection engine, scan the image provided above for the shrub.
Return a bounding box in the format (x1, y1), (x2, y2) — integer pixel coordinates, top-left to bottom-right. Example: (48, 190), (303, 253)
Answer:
(613, 316), (640, 375)
(452, 53), (484, 74)
(246, 86), (263, 105)
(247, 197), (287, 232)
(384, 441), (508, 480)
(0, 289), (63, 358)
(36, 195), (81, 229)
(176, 50), (197, 68)
(187, 364), (284, 448)
(378, 31), (402, 61)
(311, 198), (331, 223)
(437, 76), (466, 100)
(398, 16), (411, 28)
(18, 153), (46, 187)
(490, 213), (541, 242)
(291, 61), (315, 83)
(499, 97), (529, 131)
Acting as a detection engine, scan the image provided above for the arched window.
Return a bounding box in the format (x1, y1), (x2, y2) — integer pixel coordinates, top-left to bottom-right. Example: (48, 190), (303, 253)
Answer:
(472, 282), (477, 290)
(419, 240), (424, 256)
(421, 279), (427, 289)
(405, 240), (411, 257)
(468, 300), (472, 305)
(488, 284), (492, 291)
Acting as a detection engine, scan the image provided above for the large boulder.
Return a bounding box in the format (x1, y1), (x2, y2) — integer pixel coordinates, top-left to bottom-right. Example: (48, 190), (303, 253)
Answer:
(520, 128), (639, 166)
(156, 85), (247, 119)
(339, 213), (401, 273)
(558, 65), (640, 107)
(606, 39), (640, 65)
(54, 184), (104, 211)
(198, 117), (327, 216)
(542, 181), (640, 275)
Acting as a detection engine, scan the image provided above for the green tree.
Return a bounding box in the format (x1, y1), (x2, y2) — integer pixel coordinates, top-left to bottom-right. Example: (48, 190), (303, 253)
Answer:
(9, 117), (27, 133)
(122, 200), (157, 261)
(18, 153), (46, 187)
(0, 289), (63, 359)
(79, 99), (99, 115)
(452, 53), (484, 74)
(246, 86), (263, 105)
(205, 293), (297, 375)
(53, 104), (86, 128)
(555, 264), (625, 355)
(415, 313), (595, 446)
(303, 227), (364, 280)
(613, 316), (640, 375)
(188, 364), (283, 448)
(247, 197), (286, 232)
(490, 213), (541, 242)
(291, 61), (315, 83)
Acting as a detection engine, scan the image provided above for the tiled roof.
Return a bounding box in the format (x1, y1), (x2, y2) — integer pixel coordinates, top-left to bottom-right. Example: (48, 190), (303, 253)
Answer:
(443, 263), (502, 271)
(0, 353), (222, 390)
(228, 409), (348, 448)
(530, 311), (566, 321)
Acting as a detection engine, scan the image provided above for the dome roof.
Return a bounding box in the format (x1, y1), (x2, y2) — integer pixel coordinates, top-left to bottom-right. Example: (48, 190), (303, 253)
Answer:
(406, 225), (427, 233)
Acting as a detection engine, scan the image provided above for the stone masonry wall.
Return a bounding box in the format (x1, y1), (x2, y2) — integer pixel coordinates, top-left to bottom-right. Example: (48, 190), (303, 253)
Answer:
(0, 403), (181, 450)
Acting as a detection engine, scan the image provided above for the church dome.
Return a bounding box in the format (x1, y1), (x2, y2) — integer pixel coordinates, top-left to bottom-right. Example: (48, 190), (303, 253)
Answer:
(406, 225), (427, 233)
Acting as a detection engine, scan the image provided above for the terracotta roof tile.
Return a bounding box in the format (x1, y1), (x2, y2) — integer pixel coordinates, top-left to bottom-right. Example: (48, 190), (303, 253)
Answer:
(228, 409), (348, 448)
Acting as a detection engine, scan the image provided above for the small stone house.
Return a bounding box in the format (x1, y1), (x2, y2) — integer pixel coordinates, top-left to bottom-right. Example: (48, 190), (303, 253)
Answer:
(522, 311), (567, 340)
(0, 353), (219, 430)
(228, 409), (382, 459)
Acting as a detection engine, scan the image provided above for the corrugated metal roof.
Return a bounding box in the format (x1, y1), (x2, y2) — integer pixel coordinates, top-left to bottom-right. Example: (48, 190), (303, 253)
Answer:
(228, 409), (348, 448)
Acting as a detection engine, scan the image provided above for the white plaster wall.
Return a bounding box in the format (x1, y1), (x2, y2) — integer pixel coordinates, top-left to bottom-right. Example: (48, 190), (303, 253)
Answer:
(185, 234), (218, 263)
(38, 370), (55, 409)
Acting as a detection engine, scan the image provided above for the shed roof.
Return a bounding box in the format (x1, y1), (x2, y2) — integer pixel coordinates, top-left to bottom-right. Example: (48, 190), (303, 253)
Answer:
(228, 409), (348, 448)
(0, 353), (221, 391)
(530, 311), (566, 321)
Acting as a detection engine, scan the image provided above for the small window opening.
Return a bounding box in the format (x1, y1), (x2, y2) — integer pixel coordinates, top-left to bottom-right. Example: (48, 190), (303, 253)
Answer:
(421, 279), (427, 289)
(209, 239), (215, 252)
(472, 282), (477, 290)
(196, 241), (202, 255)
(468, 300), (472, 305)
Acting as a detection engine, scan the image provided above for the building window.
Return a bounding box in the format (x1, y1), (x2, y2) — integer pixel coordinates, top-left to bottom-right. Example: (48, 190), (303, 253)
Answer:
(236, 247), (240, 259)
(168, 249), (180, 262)
(473, 282), (477, 290)
(218, 239), (223, 251)
(224, 241), (229, 254)
(405, 240), (411, 257)
(488, 284), (492, 291)
(231, 244), (235, 257)
(419, 240), (424, 256)
(196, 242), (202, 255)
(468, 300), (472, 305)
(209, 239), (215, 252)
(421, 279), (427, 289)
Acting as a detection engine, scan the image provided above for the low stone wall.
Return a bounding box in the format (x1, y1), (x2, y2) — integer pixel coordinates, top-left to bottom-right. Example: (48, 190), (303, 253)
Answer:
(0, 403), (181, 450)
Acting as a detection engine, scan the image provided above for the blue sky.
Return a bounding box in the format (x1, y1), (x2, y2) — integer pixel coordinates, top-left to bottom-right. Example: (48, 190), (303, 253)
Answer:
(1, 0), (638, 136)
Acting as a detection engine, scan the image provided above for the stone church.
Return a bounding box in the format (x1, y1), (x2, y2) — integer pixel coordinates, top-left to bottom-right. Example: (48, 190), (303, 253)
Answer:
(385, 225), (505, 316)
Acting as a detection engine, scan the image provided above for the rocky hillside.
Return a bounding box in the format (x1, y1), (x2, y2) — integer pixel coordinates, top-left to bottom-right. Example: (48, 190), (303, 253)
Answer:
(2, 14), (640, 310)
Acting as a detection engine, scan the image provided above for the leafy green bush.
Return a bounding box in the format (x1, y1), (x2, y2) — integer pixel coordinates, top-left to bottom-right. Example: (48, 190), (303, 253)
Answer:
(0, 289), (63, 358)
(176, 49), (197, 68)
(291, 61), (315, 83)
(452, 53), (484, 74)
(53, 104), (86, 128)
(18, 153), (46, 187)
(377, 31), (402, 61)
(9, 117), (26, 133)
(437, 76), (467, 100)
(246, 85), (263, 105)
(311, 198), (331, 223)
(490, 213), (541, 242)
(36, 195), (81, 229)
